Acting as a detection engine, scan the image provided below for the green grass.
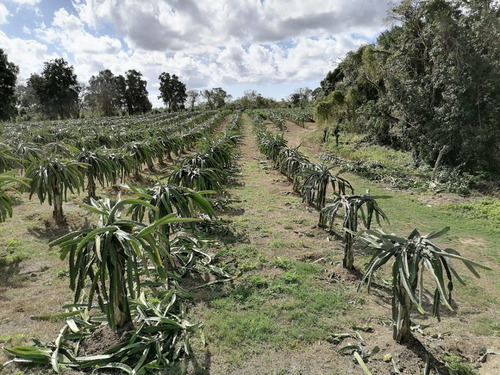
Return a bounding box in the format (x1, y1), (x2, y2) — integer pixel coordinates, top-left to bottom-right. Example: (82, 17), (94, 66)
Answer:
(444, 198), (500, 228)
(325, 132), (413, 168)
(200, 259), (355, 364)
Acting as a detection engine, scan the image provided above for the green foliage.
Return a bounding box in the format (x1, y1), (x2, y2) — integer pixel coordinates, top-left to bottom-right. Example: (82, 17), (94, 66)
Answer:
(202, 87), (228, 109)
(27, 58), (80, 120)
(76, 148), (116, 199)
(158, 72), (187, 111)
(0, 172), (30, 223)
(4, 291), (201, 374)
(356, 227), (491, 343)
(444, 199), (500, 227)
(24, 156), (85, 222)
(317, 0), (500, 174)
(300, 163), (353, 210)
(49, 197), (198, 330)
(320, 194), (388, 270)
(122, 69), (152, 115)
(84, 69), (124, 116)
(442, 354), (477, 375)
(169, 164), (226, 193)
(0, 49), (19, 120)
(129, 182), (215, 238)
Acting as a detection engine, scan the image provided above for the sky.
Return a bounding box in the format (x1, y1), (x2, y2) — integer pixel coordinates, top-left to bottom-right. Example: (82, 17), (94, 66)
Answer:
(0, 0), (397, 107)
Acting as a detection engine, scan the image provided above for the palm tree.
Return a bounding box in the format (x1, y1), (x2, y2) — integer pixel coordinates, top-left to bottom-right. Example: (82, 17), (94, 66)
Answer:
(24, 156), (85, 223)
(49, 197), (199, 330)
(320, 194), (388, 270)
(356, 227), (490, 343)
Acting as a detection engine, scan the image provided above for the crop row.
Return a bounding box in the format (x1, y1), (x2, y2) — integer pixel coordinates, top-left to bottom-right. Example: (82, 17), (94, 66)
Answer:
(3, 111), (244, 373)
(0, 110), (232, 223)
(249, 110), (489, 347)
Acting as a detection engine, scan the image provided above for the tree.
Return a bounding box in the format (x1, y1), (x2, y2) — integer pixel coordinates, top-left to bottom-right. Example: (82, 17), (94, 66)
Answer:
(237, 90), (269, 109)
(120, 69), (152, 115)
(289, 88), (312, 107)
(186, 90), (200, 109)
(27, 58), (81, 119)
(318, 0), (500, 173)
(85, 69), (123, 116)
(0, 49), (19, 120)
(16, 84), (40, 116)
(202, 87), (228, 109)
(158, 72), (187, 111)
(320, 67), (344, 96)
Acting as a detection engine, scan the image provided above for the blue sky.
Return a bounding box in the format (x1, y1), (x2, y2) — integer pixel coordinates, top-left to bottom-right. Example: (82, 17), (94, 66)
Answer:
(0, 0), (396, 107)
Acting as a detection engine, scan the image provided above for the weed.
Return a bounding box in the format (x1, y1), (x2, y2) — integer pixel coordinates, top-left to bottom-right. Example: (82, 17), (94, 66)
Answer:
(273, 257), (294, 270)
(442, 354), (476, 375)
(444, 199), (500, 227)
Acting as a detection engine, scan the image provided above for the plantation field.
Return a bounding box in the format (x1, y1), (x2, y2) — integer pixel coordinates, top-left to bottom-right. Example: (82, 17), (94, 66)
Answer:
(1, 111), (500, 374)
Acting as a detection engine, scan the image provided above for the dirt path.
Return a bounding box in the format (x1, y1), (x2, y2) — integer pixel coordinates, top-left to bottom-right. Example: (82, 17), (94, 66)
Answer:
(187, 115), (500, 375)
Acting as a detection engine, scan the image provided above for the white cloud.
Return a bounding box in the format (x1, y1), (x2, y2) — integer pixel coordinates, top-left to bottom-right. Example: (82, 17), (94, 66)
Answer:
(37, 8), (122, 54)
(8, 0), (41, 5)
(1, 0), (397, 106)
(0, 4), (9, 24)
(0, 30), (55, 81)
(73, 0), (388, 51)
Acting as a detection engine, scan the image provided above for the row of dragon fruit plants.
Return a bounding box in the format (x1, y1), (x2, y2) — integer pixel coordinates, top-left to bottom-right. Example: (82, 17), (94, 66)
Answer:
(249, 110), (490, 346)
(0, 109), (232, 223)
(3, 112), (245, 373)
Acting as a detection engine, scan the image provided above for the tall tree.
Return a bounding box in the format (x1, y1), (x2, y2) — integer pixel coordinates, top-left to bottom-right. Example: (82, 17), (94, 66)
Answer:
(158, 72), (187, 111)
(186, 89), (199, 110)
(86, 69), (123, 116)
(120, 69), (152, 115)
(289, 88), (312, 107)
(27, 58), (81, 120)
(202, 87), (228, 109)
(317, 0), (500, 173)
(384, 0), (500, 171)
(0, 49), (19, 120)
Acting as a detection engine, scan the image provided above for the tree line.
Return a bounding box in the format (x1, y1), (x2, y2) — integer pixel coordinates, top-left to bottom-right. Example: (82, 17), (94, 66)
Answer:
(315, 0), (499, 174)
(0, 52), (244, 121)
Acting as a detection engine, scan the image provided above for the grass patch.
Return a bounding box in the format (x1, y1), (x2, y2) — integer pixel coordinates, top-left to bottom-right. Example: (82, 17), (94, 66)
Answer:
(444, 199), (500, 227)
(325, 132), (413, 168)
(200, 259), (354, 364)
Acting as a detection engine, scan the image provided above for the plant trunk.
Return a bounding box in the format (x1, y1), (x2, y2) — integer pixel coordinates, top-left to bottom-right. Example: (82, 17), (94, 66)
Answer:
(431, 145), (450, 182)
(343, 209), (357, 270)
(343, 232), (355, 270)
(110, 257), (132, 330)
(53, 191), (65, 224)
(87, 176), (97, 200)
(394, 282), (412, 343)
